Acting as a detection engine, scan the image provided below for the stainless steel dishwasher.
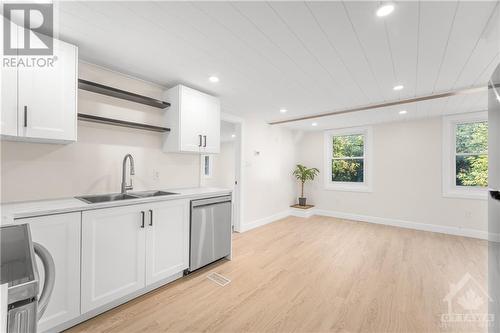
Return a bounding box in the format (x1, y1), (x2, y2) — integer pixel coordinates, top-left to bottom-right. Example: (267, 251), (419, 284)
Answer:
(189, 195), (232, 272)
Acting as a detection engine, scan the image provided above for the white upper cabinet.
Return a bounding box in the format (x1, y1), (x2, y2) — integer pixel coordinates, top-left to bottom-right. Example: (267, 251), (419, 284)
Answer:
(18, 39), (78, 142)
(1, 29), (78, 143)
(203, 95), (221, 154)
(1, 66), (18, 137)
(0, 18), (18, 137)
(163, 85), (220, 154)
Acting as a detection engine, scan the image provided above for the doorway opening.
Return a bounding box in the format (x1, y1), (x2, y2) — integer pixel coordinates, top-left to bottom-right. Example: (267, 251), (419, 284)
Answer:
(200, 114), (243, 232)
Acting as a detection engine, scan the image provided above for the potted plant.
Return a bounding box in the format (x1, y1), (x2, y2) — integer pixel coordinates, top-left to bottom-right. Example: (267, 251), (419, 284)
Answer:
(293, 164), (319, 206)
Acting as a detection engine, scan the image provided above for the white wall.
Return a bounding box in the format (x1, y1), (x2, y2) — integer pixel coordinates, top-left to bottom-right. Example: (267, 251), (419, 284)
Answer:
(218, 143), (236, 189)
(1, 62), (200, 202)
(200, 142), (236, 189)
(239, 115), (299, 230)
(296, 117), (488, 235)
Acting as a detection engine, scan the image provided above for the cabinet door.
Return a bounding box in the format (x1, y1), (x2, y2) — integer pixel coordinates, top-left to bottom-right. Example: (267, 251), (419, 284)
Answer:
(0, 19), (18, 137)
(81, 205), (146, 313)
(18, 37), (77, 142)
(21, 212), (81, 333)
(1, 66), (18, 137)
(145, 200), (189, 285)
(203, 95), (221, 154)
(179, 86), (205, 153)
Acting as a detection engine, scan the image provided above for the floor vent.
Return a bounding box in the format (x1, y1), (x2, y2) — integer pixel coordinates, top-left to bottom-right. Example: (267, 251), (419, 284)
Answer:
(207, 272), (231, 287)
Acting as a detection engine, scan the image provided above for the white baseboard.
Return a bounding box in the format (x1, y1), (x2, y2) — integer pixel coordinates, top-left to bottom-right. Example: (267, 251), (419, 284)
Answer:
(239, 208), (491, 241)
(314, 209), (489, 240)
(240, 210), (290, 232)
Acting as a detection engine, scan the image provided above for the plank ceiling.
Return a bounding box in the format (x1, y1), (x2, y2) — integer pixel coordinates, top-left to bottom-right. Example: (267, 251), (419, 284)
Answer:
(56, 1), (500, 130)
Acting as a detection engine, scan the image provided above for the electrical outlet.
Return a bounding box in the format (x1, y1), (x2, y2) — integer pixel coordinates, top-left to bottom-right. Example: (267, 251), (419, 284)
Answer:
(153, 169), (160, 182)
(465, 211), (472, 219)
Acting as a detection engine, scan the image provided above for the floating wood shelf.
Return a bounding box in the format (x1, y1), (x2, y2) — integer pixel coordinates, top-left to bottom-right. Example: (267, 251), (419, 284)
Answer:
(290, 204), (315, 210)
(78, 79), (170, 109)
(78, 113), (170, 133)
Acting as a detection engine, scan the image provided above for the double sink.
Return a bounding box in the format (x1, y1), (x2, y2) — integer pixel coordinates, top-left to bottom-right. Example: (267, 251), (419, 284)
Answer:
(76, 190), (178, 204)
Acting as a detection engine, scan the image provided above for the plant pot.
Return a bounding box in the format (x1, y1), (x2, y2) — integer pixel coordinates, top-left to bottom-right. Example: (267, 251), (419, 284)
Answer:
(298, 197), (307, 206)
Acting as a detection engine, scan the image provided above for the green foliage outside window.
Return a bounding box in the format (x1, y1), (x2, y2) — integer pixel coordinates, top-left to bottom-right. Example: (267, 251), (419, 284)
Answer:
(332, 134), (364, 182)
(455, 122), (488, 187)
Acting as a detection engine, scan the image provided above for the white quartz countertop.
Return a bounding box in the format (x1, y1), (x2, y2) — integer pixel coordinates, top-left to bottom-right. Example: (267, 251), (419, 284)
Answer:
(1, 187), (232, 225)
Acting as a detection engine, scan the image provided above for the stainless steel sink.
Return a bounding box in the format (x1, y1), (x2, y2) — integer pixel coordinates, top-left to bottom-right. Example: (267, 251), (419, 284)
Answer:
(129, 190), (178, 198)
(76, 193), (139, 204)
(76, 190), (178, 204)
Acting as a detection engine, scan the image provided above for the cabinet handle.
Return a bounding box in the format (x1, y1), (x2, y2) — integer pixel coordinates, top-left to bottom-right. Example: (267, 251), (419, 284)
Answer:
(140, 211), (145, 228)
(24, 106), (28, 127)
(203, 135), (207, 147)
(149, 209), (153, 226)
(198, 134), (202, 147)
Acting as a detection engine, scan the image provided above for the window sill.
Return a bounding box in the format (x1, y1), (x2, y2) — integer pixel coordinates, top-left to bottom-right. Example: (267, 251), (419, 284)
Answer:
(324, 183), (372, 193)
(442, 189), (487, 200)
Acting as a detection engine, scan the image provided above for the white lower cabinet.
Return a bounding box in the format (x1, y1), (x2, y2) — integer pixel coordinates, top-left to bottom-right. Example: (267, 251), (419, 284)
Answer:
(20, 212), (81, 333)
(81, 199), (189, 313)
(81, 205), (147, 313)
(146, 200), (189, 285)
(13, 198), (190, 331)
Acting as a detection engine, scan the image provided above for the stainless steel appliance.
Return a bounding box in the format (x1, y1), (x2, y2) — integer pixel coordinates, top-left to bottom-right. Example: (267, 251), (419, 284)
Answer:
(1, 224), (55, 333)
(189, 195), (232, 272)
(489, 63), (500, 333)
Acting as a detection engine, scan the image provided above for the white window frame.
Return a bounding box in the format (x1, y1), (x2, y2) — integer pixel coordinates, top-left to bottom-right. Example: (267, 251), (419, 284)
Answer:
(442, 112), (488, 200)
(324, 126), (373, 192)
(201, 154), (213, 179)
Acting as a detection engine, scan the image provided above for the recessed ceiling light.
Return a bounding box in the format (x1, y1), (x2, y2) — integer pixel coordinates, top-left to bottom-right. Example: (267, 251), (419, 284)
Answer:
(311, 122), (318, 127)
(399, 110), (408, 115)
(209, 76), (219, 83)
(376, 3), (395, 17)
(231, 134), (236, 138)
(280, 108), (287, 113)
(393, 84), (404, 91)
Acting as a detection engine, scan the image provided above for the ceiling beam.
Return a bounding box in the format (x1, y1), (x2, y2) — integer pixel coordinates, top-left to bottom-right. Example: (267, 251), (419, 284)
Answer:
(268, 85), (489, 125)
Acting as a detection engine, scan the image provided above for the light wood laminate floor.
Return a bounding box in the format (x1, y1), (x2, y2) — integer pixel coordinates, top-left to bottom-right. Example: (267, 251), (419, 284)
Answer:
(68, 215), (487, 333)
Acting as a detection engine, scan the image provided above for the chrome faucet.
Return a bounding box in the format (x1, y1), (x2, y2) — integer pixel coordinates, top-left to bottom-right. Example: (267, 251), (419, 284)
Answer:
(121, 154), (135, 194)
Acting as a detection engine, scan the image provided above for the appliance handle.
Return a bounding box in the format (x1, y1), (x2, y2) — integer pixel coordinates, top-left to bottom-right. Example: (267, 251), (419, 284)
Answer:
(191, 195), (232, 208)
(33, 242), (55, 320)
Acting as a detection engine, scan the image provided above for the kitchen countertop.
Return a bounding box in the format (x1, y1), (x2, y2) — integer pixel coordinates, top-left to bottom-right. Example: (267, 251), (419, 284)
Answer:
(1, 187), (232, 225)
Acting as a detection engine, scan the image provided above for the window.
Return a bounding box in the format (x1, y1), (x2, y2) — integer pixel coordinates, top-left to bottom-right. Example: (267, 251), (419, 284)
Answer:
(324, 127), (372, 192)
(443, 112), (488, 199)
(201, 155), (213, 178)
